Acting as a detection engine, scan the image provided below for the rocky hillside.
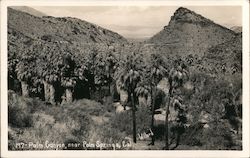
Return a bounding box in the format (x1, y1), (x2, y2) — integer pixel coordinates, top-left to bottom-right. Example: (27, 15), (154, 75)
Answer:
(8, 8), (127, 44)
(230, 26), (242, 34)
(148, 7), (237, 56)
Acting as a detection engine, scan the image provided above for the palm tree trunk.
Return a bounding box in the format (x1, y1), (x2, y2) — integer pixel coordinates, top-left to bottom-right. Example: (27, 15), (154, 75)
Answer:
(165, 103), (170, 149)
(150, 87), (156, 145)
(110, 81), (114, 102)
(165, 88), (172, 150)
(66, 88), (73, 103)
(43, 80), (50, 102)
(108, 82), (111, 97)
(49, 84), (55, 104)
(21, 81), (29, 97)
(108, 70), (111, 96)
(120, 89), (128, 108)
(131, 92), (137, 143)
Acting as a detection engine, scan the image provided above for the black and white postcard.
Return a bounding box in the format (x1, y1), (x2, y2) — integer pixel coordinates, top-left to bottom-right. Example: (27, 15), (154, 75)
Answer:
(1, 0), (249, 157)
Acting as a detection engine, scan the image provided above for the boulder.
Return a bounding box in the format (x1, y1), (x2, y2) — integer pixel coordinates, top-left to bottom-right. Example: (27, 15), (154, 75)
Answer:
(113, 102), (131, 113)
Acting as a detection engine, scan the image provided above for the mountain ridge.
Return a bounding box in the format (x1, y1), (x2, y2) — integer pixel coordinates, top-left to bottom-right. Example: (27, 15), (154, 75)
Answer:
(8, 7), (128, 44)
(168, 7), (234, 32)
(230, 26), (242, 33)
(169, 7), (213, 25)
(147, 7), (237, 56)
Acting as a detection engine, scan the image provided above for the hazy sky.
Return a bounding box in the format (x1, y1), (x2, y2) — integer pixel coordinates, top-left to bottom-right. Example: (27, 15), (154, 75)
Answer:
(32, 6), (242, 39)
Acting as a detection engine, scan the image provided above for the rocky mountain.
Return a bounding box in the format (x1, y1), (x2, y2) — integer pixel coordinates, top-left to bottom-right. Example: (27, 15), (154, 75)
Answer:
(230, 26), (242, 33)
(9, 6), (47, 17)
(148, 7), (237, 56)
(8, 8), (127, 45)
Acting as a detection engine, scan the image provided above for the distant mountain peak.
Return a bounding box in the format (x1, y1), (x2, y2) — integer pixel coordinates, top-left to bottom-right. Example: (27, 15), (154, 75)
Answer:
(148, 7), (236, 56)
(9, 6), (47, 17)
(169, 7), (212, 25)
(175, 7), (192, 14)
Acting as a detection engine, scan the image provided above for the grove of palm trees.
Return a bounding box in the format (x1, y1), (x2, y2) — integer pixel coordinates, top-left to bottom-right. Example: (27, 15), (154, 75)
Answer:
(7, 6), (242, 150)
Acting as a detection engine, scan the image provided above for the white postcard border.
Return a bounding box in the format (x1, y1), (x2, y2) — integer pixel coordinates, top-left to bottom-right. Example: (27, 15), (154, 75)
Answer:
(1, 0), (249, 157)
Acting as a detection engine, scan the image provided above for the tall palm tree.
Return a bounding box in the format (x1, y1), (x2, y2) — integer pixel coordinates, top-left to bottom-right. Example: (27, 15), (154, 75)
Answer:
(115, 53), (141, 143)
(16, 54), (36, 97)
(60, 53), (77, 103)
(164, 59), (188, 150)
(147, 54), (167, 145)
(105, 52), (117, 96)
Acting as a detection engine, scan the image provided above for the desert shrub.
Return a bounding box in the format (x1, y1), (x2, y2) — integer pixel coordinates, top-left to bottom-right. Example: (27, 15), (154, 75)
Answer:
(8, 127), (19, 150)
(102, 96), (115, 113)
(38, 99), (94, 141)
(103, 112), (112, 118)
(180, 123), (204, 146)
(32, 112), (55, 129)
(153, 122), (188, 143)
(110, 111), (132, 135)
(154, 124), (165, 140)
(83, 115), (132, 150)
(28, 97), (48, 112)
(8, 92), (98, 150)
(8, 109), (91, 150)
(201, 121), (234, 150)
(135, 106), (151, 133)
(178, 69), (242, 149)
(8, 113), (73, 150)
(181, 121), (234, 149)
(71, 113), (91, 140)
(8, 91), (33, 127)
(87, 122), (127, 149)
(65, 99), (105, 116)
(110, 106), (151, 136)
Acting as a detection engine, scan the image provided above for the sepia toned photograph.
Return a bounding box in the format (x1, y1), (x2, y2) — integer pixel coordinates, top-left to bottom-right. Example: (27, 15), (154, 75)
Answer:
(1, 0), (250, 157)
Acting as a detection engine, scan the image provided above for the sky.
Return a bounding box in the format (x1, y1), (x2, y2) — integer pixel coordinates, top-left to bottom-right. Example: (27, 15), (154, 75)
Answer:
(32, 6), (242, 39)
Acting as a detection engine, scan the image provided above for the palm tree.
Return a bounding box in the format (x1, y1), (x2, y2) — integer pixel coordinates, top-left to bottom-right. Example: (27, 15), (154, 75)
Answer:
(105, 52), (117, 96)
(16, 55), (36, 97)
(115, 53), (141, 143)
(44, 74), (59, 104)
(60, 53), (77, 103)
(147, 54), (167, 145)
(73, 64), (90, 99)
(84, 50), (99, 97)
(169, 96), (187, 149)
(135, 84), (150, 107)
(164, 59), (188, 150)
(94, 54), (106, 99)
(36, 45), (65, 104)
(8, 58), (19, 91)
(17, 69), (32, 97)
